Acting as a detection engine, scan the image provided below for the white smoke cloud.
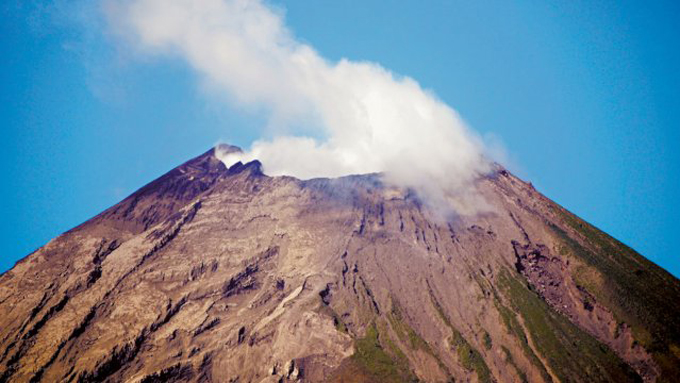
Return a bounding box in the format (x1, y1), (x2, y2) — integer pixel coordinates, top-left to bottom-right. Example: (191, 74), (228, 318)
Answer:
(104, 0), (494, 215)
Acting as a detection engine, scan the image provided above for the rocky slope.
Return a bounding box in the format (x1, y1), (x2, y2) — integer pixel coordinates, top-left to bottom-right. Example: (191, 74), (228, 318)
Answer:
(1, 145), (679, 383)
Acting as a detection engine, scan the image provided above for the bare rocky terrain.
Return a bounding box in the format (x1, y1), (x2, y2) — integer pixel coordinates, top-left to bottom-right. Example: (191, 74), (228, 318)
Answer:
(1, 145), (679, 382)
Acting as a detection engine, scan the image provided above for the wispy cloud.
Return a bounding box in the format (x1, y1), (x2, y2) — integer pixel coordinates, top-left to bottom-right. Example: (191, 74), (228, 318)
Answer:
(104, 0), (494, 215)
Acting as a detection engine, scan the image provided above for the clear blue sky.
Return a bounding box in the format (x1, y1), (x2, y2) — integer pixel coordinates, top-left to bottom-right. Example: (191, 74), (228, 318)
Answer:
(1, 1), (678, 277)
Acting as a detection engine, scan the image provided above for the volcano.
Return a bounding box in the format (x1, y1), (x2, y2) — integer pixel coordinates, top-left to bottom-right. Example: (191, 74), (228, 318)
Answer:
(1, 145), (679, 383)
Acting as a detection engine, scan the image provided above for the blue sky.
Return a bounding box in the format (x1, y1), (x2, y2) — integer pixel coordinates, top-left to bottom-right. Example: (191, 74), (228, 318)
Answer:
(1, 1), (678, 277)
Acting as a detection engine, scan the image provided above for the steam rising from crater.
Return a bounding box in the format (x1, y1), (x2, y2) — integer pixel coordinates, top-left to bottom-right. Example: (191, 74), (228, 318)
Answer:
(105, 0), (494, 215)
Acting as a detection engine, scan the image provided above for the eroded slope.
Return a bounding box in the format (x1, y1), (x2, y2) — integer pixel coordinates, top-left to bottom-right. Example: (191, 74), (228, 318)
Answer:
(1, 147), (678, 383)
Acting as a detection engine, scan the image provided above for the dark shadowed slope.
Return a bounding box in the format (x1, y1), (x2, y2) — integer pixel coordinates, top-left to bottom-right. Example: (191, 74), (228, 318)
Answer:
(1, 145), (679, 383)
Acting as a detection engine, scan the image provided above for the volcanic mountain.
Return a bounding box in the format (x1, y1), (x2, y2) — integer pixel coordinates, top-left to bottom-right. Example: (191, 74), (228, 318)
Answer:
(1, 145), (679, 383)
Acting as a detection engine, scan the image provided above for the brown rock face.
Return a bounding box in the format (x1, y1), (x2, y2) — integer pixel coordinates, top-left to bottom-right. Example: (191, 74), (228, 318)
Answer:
(1, 146), (679, 383)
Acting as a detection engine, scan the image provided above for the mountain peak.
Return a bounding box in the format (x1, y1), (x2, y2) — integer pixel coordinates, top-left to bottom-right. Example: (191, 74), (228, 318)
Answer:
(226, 159), (264, 176)
(84, 146), (231, 235)
(214, 143), (242, 157)
(1, 149), (679, 383)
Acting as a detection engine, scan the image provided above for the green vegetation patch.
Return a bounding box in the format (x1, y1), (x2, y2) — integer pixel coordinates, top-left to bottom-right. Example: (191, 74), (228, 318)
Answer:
(388, 300), (430, 351)
(482, 331), (492, 350)
(501, 346), (528, 383)
(427, 286), (492, 383)
(449, 329), (492, 383)
(350, 322), (418, 383)
(549, 208), (680, 380)
(317, 303), (348, 333)
(388, 299), (452, 379)
(498, 268), (641, 382)
(493, 297), (552, 382)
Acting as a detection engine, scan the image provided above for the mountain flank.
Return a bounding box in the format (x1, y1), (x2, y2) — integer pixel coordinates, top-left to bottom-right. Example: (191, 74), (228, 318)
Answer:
(1, 145), (679, 383)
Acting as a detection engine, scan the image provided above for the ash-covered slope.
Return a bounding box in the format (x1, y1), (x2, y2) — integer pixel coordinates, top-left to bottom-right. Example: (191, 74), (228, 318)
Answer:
(1, 145), (679, 383)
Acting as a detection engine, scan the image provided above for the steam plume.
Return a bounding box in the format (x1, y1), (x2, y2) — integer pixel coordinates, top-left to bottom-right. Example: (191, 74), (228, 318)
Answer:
(105, 0), (493, 215)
